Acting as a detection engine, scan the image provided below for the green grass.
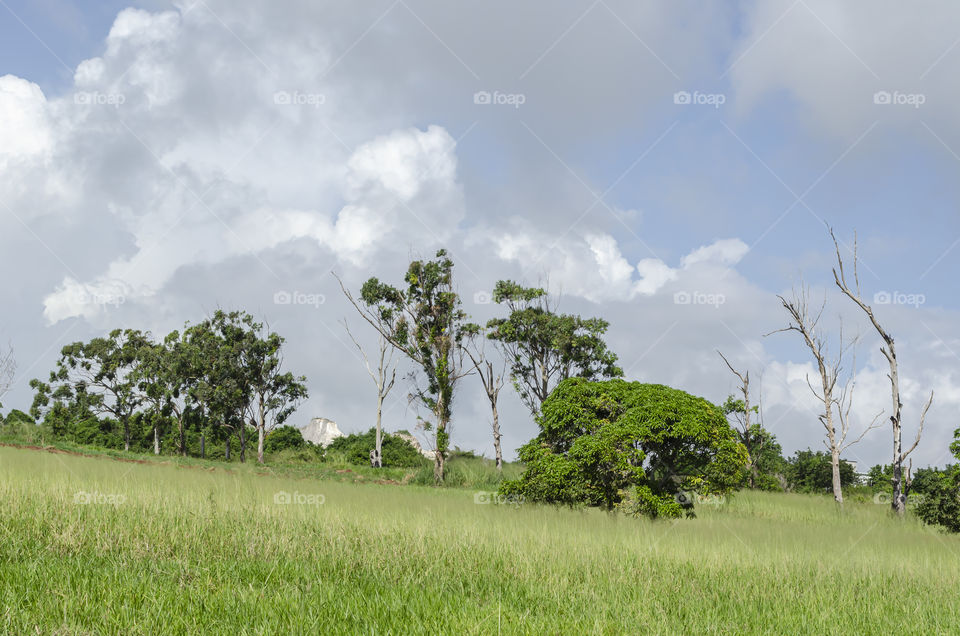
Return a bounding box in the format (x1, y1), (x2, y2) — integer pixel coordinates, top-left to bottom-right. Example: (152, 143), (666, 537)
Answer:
(1, 445), (959, 634)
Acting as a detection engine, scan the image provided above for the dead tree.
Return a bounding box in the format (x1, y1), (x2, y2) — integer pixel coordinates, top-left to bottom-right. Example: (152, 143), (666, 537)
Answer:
(464, 326), (507, 470)
(830, 229), (933, 516)
(0, 343), (15, 408)
(717, 351), (763, 488)
(341, 322), (397, 469)
(769, 286), (879, 503)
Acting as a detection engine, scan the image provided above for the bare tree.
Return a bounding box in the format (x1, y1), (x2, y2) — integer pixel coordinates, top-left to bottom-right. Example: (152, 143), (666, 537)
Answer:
(769, 286), (879, 503)
(830, 229), (933, 516)
(464, 325), (507, 470)
(717, 351), (763, 488)
(0, 343), (15, 411)
(343, 320), (397, 468)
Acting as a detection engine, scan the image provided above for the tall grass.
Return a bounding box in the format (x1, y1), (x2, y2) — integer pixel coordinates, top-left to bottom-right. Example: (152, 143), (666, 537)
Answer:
(1, 445), (958, 634)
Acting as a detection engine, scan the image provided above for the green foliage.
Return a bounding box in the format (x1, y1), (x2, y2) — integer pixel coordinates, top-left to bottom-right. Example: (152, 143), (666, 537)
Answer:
(785, 450), (857, 494)
(326, 429), (429, 468)
(27, 311), (307, 464)
(914, 427), (960, 532)
(501, 378), (748, 518)
(357, 250), (467, 481)
(487, 281), (622, 416)
(264, 425), (306, 454)
(914, 468), (960, 532)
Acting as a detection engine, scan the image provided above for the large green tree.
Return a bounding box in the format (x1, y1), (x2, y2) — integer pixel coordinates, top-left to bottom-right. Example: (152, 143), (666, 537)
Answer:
(340, 250), (469, 483)
(501, 378), (748, 518)
(38, 329), (151, 451)
(486, 280), (622, 417)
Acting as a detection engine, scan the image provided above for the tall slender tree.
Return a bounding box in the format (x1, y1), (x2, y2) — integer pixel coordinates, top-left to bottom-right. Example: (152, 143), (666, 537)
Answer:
(342, 320), (397, 468)
(830, 229), (933, 515)
(462, 323), (507, 470)
(770, 286), (880, 503)
(336, 250), (469, 483)
(0, 343), (15, 411)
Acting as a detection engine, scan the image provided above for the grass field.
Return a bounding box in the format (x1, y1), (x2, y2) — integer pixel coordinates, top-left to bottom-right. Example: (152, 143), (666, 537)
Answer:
(1, 445), (959, 634)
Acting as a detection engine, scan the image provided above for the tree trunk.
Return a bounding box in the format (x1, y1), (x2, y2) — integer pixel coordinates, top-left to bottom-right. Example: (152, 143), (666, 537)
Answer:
(177, 414), (186, 457)
(200, 433), (205, 459)
(831, 445), (843, 503)
(239, 426), (246, 463)
(492, 401), (502, 471)
(123, 417), (130, 452)
(374, 394), (384, 468)
(256, 396), (266, 465)
(434, 450), (445, 484)
(153, 425), (160, 455)
(889, 351), (906, 516)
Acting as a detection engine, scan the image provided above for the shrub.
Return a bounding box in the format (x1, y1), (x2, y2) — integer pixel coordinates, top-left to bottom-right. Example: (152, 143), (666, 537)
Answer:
(264, 425), (306, 454)
(915, 469), (960, 532)
(326, 428), (428, 468)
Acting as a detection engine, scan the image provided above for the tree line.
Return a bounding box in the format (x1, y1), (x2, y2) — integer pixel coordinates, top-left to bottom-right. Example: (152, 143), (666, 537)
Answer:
(28, 310), (306, 464)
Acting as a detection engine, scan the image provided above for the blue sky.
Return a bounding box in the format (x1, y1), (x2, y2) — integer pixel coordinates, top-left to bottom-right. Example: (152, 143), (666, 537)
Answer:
(1, 0), (958, 467)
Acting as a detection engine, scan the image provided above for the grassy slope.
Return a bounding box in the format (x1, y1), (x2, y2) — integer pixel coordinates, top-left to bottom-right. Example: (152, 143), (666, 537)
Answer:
(1, 445), (959, 635)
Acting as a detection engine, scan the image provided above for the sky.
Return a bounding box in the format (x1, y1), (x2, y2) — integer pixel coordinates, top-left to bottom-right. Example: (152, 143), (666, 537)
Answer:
(1, 0), (959, 469)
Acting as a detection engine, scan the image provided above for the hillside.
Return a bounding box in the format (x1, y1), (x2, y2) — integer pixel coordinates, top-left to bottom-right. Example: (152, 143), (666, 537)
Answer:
(1, 445), (958, 634)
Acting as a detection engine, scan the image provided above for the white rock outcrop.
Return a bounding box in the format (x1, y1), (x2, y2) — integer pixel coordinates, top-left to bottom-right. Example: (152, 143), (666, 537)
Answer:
(300, 417), (345, 448)
(393, 431), (437, 460)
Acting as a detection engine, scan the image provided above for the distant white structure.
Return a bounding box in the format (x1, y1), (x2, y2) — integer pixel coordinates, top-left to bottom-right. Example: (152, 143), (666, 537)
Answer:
(300, 418), (344, 448)
(393, 431), (437, 460)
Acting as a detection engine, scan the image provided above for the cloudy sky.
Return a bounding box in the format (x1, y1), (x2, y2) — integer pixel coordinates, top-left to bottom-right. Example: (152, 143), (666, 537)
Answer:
(1, 0), (959, 468)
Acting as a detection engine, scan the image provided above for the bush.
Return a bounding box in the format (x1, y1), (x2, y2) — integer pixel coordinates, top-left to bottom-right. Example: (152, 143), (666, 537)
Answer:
(264, 425), (306, 454)
(915, 469), (960, 532)
(326, 429), (428, 468)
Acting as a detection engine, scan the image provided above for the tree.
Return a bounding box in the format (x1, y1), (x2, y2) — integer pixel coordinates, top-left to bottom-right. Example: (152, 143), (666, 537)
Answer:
(0, 343), (15, 412)
(786, 449), (858, 494)
(486, 280), (622, 417)
(43, 329), (150, 451)
(462, 323), (507, 470)
(500, 378), (748, 518)
(336, 250), (469, 483)
(187, 311), (258, 462)
(769, 285), (879, 503)
(137, 330), (197, 456)
(830, 229), (934, 516)
(342, 319), (397, 468)
(244, 324), (308, 465)
(717, 351), (767, 489)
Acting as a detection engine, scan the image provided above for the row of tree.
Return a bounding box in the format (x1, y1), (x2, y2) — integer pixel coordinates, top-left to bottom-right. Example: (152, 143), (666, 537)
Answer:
(29, 310), (307, 464)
